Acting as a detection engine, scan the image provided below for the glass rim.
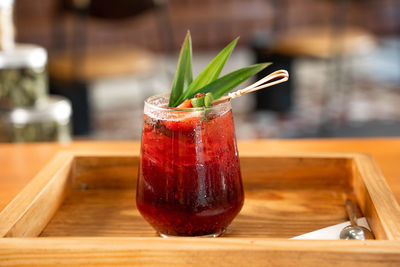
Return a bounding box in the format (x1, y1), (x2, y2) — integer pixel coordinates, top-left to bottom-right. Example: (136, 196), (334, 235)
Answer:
(144, 93), (231, 112)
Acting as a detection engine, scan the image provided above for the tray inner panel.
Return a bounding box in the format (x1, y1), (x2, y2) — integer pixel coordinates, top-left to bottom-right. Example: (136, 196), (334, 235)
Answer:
(40, 156), (356, 238)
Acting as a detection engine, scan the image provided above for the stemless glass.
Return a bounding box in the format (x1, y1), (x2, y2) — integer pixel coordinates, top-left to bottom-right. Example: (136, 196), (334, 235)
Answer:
(136, 93), (244, 237)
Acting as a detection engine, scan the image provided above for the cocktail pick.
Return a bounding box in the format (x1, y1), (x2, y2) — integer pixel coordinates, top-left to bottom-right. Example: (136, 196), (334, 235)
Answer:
(212, 69), (289, 105)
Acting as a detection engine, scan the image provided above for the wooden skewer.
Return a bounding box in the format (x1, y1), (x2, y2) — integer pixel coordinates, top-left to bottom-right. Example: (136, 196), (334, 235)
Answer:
(212, 69), (289, 105)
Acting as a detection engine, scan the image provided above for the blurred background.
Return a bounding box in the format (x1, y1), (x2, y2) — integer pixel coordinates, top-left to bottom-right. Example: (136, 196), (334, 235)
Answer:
(0, 0), (399, 142)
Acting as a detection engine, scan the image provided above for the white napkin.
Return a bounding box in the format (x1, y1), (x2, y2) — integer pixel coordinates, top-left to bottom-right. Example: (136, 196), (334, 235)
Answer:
(291, 217), (371, 240)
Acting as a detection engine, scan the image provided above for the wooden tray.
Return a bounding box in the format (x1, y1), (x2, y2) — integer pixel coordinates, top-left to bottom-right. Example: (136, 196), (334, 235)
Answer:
(1, 151), (400, 266)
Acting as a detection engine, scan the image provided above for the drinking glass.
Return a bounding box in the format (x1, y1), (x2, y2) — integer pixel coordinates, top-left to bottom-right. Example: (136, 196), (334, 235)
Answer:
(136, 93), (244, 237)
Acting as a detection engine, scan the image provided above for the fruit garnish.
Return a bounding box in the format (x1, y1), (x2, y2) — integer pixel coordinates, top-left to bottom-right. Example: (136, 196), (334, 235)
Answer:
(194, 93), (206, 98)
(177, 99), (192, 109)
(168, 31), (289, 108)
(168, 31), (270, 108)
(204, 93), (213, 107)
(163, 116), (199, 131)
(163, 109), (201, 131)
(190, 93), (206, 108)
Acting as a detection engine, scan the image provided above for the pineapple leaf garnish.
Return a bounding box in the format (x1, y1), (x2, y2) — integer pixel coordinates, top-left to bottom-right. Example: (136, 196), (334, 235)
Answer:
(171, 37), (238, 107)
(168, 31), (193, 107)
(169, 33), (273, 108)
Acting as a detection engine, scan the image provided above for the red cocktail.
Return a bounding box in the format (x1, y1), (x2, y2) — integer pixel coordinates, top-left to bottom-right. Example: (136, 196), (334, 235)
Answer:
(136, 94), (244, 237)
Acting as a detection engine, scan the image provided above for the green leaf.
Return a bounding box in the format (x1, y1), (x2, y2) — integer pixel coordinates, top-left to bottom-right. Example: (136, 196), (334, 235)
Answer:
(181, 63), (272, 102)
(168, 31), (193, 107)
(172, 37), (239, 107)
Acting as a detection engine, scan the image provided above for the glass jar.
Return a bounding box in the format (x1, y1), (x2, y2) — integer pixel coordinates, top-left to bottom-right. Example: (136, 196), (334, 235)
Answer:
(0, 95), (72, 143)
(0, 0), (15, 51)
(0, 44), (48, 109)
(136, 93), (244, 237)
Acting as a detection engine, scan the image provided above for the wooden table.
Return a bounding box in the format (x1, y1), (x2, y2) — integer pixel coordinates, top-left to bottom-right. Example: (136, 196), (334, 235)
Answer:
(1, 138), (400, 265)
(1, 138), (400, 211)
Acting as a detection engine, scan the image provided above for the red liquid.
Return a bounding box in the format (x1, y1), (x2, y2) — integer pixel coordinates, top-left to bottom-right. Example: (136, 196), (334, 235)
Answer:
(136, 109), (244, 236)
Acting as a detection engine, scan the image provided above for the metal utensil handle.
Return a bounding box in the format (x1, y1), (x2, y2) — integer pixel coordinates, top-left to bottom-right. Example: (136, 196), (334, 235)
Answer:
(345, 199), (358, 226)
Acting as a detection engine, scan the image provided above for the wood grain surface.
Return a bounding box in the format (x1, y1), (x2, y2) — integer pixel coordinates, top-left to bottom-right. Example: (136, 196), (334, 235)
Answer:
(352, 154), (400, 240)
(1, 238), (400, 266)
(40, 188), (352, 238)
(1, 138), (400, 213)
(37, 153), (354, 238)
(2, 152), (398, 240)
(0, 152), (74, 237)
(1, 139), (400, 265)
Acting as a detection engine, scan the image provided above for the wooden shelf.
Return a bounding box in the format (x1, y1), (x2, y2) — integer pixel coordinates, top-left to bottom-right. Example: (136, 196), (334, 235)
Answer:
(48, 47), (158, 82)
